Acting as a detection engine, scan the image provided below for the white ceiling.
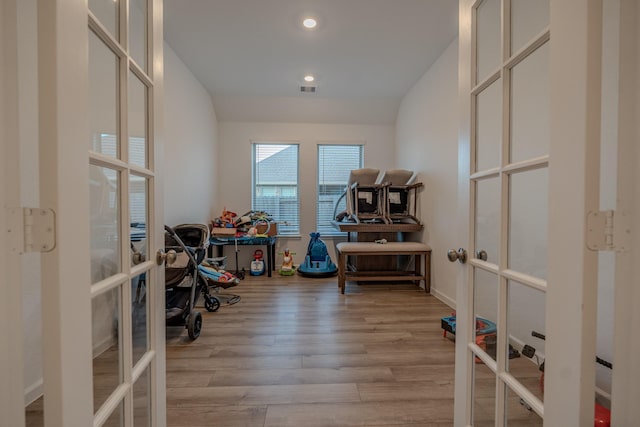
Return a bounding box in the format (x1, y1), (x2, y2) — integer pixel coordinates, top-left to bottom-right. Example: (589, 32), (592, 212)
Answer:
(163, 0), (458, 124)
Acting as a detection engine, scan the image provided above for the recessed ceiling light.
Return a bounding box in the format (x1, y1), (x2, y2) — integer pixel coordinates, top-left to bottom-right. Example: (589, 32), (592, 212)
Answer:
(302, 17), (317, 29)
(304, 75), (315, 82)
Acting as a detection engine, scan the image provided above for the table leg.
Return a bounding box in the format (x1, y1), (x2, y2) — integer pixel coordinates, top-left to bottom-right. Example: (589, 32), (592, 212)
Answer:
(267, 243), (272, 277)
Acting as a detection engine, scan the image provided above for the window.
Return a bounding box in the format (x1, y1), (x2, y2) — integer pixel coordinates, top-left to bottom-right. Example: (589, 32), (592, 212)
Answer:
(317, 144), (363, 234)
(252, 143), (299, 235)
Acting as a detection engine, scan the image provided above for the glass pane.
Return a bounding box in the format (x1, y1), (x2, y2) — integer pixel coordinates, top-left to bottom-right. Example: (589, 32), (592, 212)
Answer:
(476, 0), (501, 83)
(128, 72), (148, 167)
(134, 366), (151, 426)
(317, 145), (363, 234)
(511, 43), (550, 163)
(476, 78), (502, 171)
(507, 280), (546, 400)
(252, 144), (299, 235)
(89, 31), (119, 157)
(130, 174), (148, 263)
(102, 399), (124, 427)
(475, 177), (500, 264)
(511, 0), (549, 55)
(89, 0), (119, 41)
(505, 386), (543, 426)
(131, 271), (149, 367)
(509, 168), (548, 279)
(473, 360), (496, 426)
(129, 0), (148, 71)
(90, 165), (121, 283)
(474, 269), (498, 361)
(92, 286), (122, 413)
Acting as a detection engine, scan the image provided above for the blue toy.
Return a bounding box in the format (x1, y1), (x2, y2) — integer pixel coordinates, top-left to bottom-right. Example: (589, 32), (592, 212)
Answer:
(297, 232), (338, 277)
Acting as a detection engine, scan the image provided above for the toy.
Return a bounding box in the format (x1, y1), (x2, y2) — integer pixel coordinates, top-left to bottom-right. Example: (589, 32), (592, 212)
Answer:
(441, 314), (501, 361)
(250, 249), (266, 276)
(279, 248), (296, 276)
(522, 331), (611, 426)
(297, 232), (338, 277)
(198, 261), (240, 288)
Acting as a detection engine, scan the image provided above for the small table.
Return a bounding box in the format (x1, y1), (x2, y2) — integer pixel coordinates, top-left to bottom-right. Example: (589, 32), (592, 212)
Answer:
(209, 235), (277, 277)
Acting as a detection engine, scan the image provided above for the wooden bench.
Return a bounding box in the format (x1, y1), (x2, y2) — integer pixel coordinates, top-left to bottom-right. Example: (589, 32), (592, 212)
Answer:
(336, 241), (431, 294)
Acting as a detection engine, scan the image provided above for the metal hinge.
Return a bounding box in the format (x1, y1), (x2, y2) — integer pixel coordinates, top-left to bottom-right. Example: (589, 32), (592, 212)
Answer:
(7, 207), (56, 254)
(586, 210), (631, 252)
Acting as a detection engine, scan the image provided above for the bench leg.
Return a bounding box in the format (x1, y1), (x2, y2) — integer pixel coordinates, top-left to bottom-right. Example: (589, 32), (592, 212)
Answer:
(424, 251), (431, 293)
(338, 252), (346, 294)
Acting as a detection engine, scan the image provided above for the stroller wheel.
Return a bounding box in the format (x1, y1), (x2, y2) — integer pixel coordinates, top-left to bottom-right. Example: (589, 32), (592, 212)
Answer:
(187, 311), (202, 340)
(204, 296), (220, 312)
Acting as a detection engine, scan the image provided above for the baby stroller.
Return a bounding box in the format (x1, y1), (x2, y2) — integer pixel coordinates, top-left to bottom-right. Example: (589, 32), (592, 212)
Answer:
(164, 224), (220, 340)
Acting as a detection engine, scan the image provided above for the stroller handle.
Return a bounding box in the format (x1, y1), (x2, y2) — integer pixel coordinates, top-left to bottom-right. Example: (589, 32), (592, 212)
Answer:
(165, 225), (177, 235)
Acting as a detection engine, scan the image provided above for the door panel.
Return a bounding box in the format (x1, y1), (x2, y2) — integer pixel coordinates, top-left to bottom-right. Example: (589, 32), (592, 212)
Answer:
(510, 0), (550, 55)
(133, 366), (151, 426)
(510, 42), (550, 163)
(508, 168), (548, 279)
(91, 285), (123, 413)
(506, 280), (546, 399)
(128, 72), (148, 168)
(475, 177), (500, 264)
(475, 79), (502, 171)
(88, 0), (162, 424)
(88, 0), (120, 42)
(90, 165), (122, 283)
(89, 30), (120, 157)
(473, 268), (499, 361)
(475, 0), (501, 83)
(129, 0), (148, 72)
(458, 0), (551, 424)
(505, 386), (543, 425)
(473, 361), (497, 426)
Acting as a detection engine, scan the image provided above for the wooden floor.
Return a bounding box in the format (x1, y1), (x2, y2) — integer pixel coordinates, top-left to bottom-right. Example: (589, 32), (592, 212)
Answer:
(164, 275), (456, 427)
(25, 275), (544, 426)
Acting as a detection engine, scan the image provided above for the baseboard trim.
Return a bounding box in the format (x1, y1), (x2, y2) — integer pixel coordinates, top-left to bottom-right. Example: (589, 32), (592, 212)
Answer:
(24, 378), (43, 406)
(431, 287), (456, 310)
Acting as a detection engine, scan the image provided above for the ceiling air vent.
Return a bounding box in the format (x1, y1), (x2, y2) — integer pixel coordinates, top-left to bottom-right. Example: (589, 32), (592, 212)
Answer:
(300, 85), (317, 93)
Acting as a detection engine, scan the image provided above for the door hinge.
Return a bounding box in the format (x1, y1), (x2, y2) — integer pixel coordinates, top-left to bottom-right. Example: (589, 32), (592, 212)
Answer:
(587, 210), (631, 252)
(7, 207), (56, 254)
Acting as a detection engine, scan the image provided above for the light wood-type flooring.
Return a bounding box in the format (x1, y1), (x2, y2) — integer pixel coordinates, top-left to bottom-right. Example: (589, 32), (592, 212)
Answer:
(164, 276), (456, 427)
(26, 275), (544, 426)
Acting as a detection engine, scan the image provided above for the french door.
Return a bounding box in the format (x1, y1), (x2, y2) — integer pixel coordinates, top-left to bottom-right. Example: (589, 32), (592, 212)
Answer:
(1, 0), (166, 426)
(455, 0), (551, 425)
(455, 0), (639, 425)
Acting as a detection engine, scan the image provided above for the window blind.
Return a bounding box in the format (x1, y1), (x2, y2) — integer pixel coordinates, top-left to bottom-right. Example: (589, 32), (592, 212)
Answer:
(252, 143), (300, 236)
(317, 144), (363, 234)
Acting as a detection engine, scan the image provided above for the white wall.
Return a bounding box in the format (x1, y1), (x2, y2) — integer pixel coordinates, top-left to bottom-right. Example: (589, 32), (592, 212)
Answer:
(163, 43), (219, 226)
(217, 121), (395, 268)
(395, 38), (459, 306)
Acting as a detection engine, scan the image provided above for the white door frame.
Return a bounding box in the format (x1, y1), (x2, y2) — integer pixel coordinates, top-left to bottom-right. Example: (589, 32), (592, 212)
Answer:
(38, 0), (96, 424)
(1, 0), (27, 425)
(453, 2), (473, 425)
(545, 0), (602, 424)
(611, 0), (639, 424)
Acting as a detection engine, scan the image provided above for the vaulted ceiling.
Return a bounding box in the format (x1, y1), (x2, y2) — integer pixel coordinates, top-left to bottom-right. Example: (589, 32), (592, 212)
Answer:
(163, 0), (458, 124)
